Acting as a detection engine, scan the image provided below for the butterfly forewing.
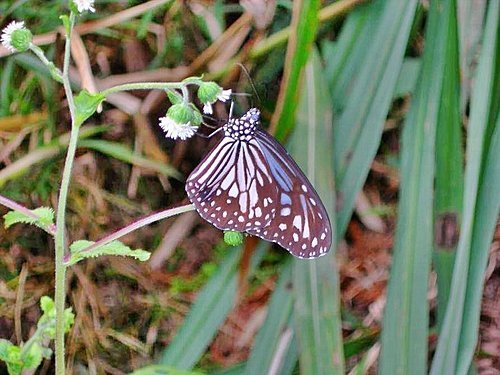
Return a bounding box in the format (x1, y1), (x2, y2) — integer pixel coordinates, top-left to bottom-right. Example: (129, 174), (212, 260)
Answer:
(186, 137), (278, 233)
(186, 108), (332, 259)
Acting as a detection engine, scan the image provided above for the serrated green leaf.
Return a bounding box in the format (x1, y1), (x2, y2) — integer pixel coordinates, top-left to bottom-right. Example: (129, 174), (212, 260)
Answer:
(0, 339), (18, 362)
(0, 339), (22, 375)
(3, 207), (54, 231)
(37, 297), (74, 339)
(40, 296), (54, 314)
(68, 239), (151, 265)
(63, 309), (75, 335)
(74, 90), (106, 127)
(21, 342), (43, 370)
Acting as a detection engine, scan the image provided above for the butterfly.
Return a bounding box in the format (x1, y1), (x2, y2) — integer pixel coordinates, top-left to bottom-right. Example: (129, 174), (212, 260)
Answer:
(185, 107), (331, 259)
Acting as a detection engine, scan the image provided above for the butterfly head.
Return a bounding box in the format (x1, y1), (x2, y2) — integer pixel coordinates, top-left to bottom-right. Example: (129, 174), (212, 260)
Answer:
(224, 108), (261, 141)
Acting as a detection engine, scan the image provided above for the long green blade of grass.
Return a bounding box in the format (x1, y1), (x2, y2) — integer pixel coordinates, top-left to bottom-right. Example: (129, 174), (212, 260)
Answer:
(325, 0), (419, 238)
(430, 1), (499, 373)
(457, 0), (488, 109)
(379, 0), (455, 373)
(244, 260), (294, 374)
(270, 0), (320, 140)
(289, 50), (343, 374)
(432, 0), (463, 330)
(159, 245), (266, 369)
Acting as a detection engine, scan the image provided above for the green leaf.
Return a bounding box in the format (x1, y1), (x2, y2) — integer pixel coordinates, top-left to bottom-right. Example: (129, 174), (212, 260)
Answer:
(0, 339), (22, 375)
(430, 1), (499, 374)
(289, 50), (344, 374)
(36, 296), (75, 339)
(433, 0), (463, 330)
(394, 58), (422, 98)
(68, 240), (150, 265)
(245, 261), (294, 374)
(379, 0), (455, 373)
(270, 0), (320, 140)
(329, 0), (419, 238)
(59, 15), (71, 34)
(3, 206), (54, 230)
(40, 296), (55, 314)
(74, 90), (106, 127)
(0, 339), (20, 362)
(21, 342), (43, 370)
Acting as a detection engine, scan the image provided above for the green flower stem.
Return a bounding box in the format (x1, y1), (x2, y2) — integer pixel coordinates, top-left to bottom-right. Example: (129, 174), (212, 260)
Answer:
(181, 85), (190, 102)
(29, 43), (63, 82)
(100, 82), (188, 97)
(54, 11), (76, 375)
(63, 204), (196, 264)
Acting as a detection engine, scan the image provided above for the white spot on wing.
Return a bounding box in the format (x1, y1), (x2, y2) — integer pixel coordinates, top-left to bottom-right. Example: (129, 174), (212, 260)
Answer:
(281, 207), (291, 216)
(293, 215), (302, 231)
(229, 184), (238, 198)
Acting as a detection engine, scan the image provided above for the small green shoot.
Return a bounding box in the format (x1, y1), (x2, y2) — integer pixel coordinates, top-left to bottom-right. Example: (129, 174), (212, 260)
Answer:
(73, 90), (106, 127)
(0, 296), (74, 375)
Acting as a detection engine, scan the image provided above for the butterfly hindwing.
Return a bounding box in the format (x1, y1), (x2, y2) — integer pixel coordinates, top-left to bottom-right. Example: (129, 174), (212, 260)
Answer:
(245, 129), (332, 258)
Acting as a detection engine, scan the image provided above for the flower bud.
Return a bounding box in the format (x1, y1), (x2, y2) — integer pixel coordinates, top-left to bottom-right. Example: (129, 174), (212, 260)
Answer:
(10, 28), (32, 52)
(224, 231), (244, 246)
(167, 103), (193, 124)
(197, 82), (221, 104)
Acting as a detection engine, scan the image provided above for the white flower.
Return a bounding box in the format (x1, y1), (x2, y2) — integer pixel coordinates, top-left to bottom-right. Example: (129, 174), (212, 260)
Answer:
(73, 0), (95, 13)
(1, 21), (26, 52)
(203, 102), (213, 115)
(159, 116), (198, 141)
(202, 89), (231, 114)
(217, 89), (232, 102)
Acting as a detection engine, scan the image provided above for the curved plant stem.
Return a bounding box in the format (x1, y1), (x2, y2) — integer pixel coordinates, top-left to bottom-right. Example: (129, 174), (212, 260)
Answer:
(100, 81), (187, 96)
(63, 204), (196, 264)
(54, 12), (76, 375)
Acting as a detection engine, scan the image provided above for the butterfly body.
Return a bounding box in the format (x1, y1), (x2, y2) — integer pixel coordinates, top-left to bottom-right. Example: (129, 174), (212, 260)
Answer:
(186, 108), (332, 259)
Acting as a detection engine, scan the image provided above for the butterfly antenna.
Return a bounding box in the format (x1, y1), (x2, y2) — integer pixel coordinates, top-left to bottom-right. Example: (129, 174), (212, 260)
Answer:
(201, 114), (219, 129)
(208, 126), (224, 138)
(236, 63), (262, 105)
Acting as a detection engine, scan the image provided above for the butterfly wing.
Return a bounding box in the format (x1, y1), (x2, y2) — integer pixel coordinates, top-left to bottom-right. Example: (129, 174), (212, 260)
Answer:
(245, 129), (332, 258)
(186, 136), (279, 233)
(186, 127), (332, 259)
